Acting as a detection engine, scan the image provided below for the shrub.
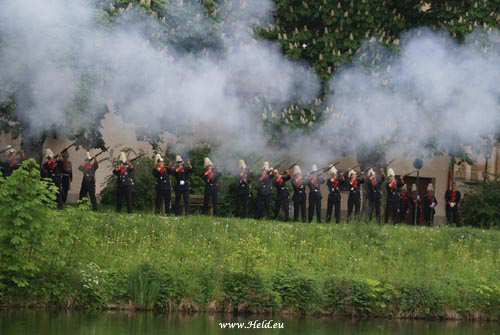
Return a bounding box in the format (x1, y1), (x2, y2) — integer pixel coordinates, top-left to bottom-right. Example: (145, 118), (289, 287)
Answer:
(272, 272), (322, 312)
(0, 159), (57, 291)
(222, 272), (281, 312)
(461, 181), (500, 228)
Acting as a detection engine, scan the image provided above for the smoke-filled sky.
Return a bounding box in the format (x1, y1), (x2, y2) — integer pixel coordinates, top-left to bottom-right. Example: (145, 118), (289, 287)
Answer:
(0, 0), (498, 171)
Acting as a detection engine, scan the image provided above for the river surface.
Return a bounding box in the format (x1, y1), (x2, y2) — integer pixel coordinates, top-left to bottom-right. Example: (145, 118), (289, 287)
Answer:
(0, 310), (498, 335)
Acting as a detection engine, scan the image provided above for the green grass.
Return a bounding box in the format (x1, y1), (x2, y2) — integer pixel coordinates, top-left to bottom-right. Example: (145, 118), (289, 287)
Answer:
(4, 208), (500, 319)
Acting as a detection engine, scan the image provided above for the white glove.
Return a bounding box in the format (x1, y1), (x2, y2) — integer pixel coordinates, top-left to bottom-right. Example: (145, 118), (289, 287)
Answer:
(180, 180), (185, 186)
(450, 202), (455, 208)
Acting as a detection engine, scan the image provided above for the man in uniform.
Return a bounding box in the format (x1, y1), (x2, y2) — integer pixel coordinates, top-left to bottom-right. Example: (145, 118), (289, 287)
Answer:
(326, 166), (344, 224)
(422, 183), (437, 226)
(384, 168), (404, 224)
(291, 165), (307, 223)
(61, 151), (73, 203)
(113, 151), (134, 213)
(172, 155), (192, 216)
(202, 157), (221, 216)
(41, 149), (64, 209)
(367, 168), (385, 224)
(79, 151), (99, 210)
(256, 161), (272, 219)
(445, 182), (461, 225)
(2, 146), (25, 177)
(272, 168), (291, 221)
(236, 160), (252, 218)
(346, 169), (365, 221)
(399, 185), (409, 224)
(152, 153), (172, 215)
(307, 164), (325, 223)
(409, 184), (421, 225)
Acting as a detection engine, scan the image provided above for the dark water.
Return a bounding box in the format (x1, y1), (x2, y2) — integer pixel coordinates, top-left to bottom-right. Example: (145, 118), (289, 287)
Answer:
(0, 310), (498, 335)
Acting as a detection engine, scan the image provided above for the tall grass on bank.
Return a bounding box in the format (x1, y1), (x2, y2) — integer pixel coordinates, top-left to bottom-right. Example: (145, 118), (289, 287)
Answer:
(2, 208), (499, 320)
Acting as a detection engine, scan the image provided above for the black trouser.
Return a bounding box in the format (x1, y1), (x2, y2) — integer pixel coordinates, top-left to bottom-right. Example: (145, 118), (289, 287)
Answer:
(203, 190), (218, 216)
(326, 196), (341, 224)
(51, 178), (63, 210)
(368, 197), (381, 224)
(423, 208), (434, 226)
(446, 205), (459, 225)
(79, 182), (98, 210)
(409, 205), (421, 225)
(256, 194), (270, 219)
(293, 197), (306, 222)
(308, 194), (322, 223)
(399, 206), (408, 224)
(62, 176), (70, 203)
(116, 185), (132, 213)
(274, 196), (289, 221)
(236, 193), (249, 218)
(174, 189), (190, 216)
(384, 201), (398, 224)
(347, 195), (361, 221)
(155, 187), (171, 215)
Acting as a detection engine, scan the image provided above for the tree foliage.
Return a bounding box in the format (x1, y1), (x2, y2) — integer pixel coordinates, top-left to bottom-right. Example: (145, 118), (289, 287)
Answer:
(461, 181), (500, 229)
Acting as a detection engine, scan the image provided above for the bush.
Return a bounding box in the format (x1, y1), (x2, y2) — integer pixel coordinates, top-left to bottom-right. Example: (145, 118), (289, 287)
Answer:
(272, 272), (322, 312)
(0, 159), (57, 290)
(222, 272), (281, 312)
(461, 181), (500, 228)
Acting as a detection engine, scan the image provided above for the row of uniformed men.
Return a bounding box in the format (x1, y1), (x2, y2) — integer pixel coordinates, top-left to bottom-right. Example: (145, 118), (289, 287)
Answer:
(1, 145), (461, 224)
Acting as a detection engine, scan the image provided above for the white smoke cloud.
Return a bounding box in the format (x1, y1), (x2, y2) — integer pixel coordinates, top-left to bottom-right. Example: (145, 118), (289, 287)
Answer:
(0, 0), (319, 168)
(1, 0), (499, 173)
(318, 28), (500, 162)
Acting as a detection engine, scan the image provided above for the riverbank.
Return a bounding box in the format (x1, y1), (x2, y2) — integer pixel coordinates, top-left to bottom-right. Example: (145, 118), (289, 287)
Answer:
(1, 207), (499, 320)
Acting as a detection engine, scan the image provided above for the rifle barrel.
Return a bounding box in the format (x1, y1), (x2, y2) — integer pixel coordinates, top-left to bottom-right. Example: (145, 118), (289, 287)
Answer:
(384, 158), (396, 168)
(59, 142), (76, 155)
(129, 154), (145, 163)
(288, 159), (302, 170)
(403, 169), (418, 177)
(252, 156), (263, 165)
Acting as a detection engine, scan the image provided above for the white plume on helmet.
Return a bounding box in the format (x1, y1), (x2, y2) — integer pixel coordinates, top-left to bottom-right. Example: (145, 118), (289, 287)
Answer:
(348, 169), (356, 178)
(204, 157), (213, 168)
(427, 183), (434, 192)
(387, 168), (396, 177)
(329, 166), (337, 176)
(411, 184), (417, 192)
(311, 164), (318, 172)
(263, 161), (269, 170)
(293, 165), (302, 176)
(155, 153), (163, 163)
(175, 154), (183, 162)
(239, 160), (246, 169)
(367, 168), (375, 177)
(401, 184), (408, 191)
(119, 151), (127, 163)
(45, 148), (54, 159)
(8, 146), (16, 154)
(85, 151), (92, 160)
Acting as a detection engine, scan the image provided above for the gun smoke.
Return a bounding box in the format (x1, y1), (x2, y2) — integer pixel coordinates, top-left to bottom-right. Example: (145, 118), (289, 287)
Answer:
(0, 0), (498, 172)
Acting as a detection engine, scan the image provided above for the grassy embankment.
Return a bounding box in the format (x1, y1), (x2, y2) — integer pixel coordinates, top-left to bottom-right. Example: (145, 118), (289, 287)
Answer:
(2, 208), (499, 320)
